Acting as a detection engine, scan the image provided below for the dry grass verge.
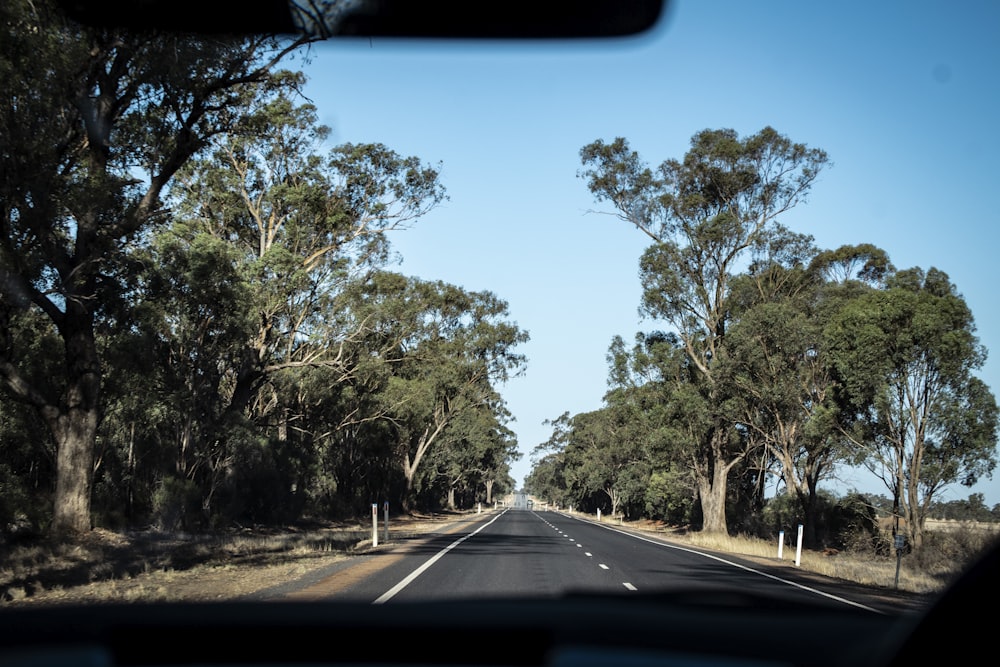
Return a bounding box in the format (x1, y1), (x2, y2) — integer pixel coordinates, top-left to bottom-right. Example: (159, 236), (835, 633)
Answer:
(0, 512), (460, 607)
(593, 514), (999, 595)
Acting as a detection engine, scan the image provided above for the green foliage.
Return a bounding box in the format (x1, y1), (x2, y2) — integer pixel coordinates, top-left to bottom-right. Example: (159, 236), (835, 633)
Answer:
(826, 267), (998, 547)
(570, 127), (998, 540)
(152, 477), (203, 532)
(579, 127), (830, 534)
(759, 492), (804, 535)
(644, 469), (694, 525)
(757, 491), (884, 553)
(0, 1), (527, 532)
(0, 0), (316, 533)
(828, 494), (887, 556)
(928, 493), (998, 522)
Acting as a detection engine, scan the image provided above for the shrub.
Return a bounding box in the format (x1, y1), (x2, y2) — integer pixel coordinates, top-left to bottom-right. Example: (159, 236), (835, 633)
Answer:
(644, 469), (694, 525)
(152, 477), (202, 531)
(828, 493), (889, 556)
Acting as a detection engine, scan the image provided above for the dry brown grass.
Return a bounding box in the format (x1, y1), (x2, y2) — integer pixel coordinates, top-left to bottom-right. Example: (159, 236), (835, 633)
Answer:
(587, 514), (997, 595)
(0, 512), (461, 606)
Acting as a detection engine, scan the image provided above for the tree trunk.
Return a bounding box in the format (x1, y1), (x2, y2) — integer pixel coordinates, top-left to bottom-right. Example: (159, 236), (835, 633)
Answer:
(485, 478), (494, 504)
(49, 320), (102, 535)
(697, 472), (727, 534)
(696, 430), (732, 535)
(51, 408), (98, 533)
(798, 487), (820, 548)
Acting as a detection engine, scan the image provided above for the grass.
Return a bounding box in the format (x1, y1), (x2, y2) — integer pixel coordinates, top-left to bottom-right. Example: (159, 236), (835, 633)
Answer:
(597, 514), (1000, 595)
(0, 514), (454, 605)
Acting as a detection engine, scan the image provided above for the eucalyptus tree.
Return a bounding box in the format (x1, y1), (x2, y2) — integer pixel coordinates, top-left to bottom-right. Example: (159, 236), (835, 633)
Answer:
(538, 402), (652, 519)
(827, 267), (998, 548)
(163, 99), (445, 434)
(422, 400), (518, 509)
(721, 244), (891, 544)
(332, 272), (527, 510)
(524, 451), (569, 508)
(606, 331), (709, 523)
(0, 0), (312, 533)
(579, 128), (829, 533)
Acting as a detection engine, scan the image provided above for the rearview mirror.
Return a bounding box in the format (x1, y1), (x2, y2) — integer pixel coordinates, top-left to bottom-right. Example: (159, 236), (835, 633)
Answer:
(56, 0), (667, 38)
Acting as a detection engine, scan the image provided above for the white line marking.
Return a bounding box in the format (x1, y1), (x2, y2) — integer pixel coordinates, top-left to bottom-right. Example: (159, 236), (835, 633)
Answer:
(598, 564), (609, 570)
(373, 509), (508, 604)
(576, 544), (582, 547)
(585, 552), (592, 557)
(556, 512), (883, 614)
(623, 582), (637, 591)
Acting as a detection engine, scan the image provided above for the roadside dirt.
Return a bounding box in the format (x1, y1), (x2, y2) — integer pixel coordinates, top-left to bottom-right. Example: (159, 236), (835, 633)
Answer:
(0, 512), (467, 607)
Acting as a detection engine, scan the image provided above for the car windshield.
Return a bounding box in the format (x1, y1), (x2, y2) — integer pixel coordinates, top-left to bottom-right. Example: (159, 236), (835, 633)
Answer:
(1, 0), (998, 618)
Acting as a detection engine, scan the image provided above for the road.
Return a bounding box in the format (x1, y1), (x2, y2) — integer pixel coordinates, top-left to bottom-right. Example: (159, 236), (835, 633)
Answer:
(321, 508), (909, 613)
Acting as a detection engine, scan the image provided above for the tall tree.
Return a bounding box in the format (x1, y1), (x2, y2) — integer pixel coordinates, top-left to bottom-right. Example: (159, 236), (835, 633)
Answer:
(722, 244), (890, 545)
(132, 100), (445, 519)
(166, 101), (445, 423)
(342, 274), (527, 509)
(0, 0), (311, 533)
(579, 127), (829, 533)
(827, 267), (998, 548)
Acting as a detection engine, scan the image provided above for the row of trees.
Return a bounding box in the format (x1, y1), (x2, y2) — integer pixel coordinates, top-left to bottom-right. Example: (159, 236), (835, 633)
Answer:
(867, 492), (1000, 523)
(527, 127), (998, 550)
(0, 1), (525, 535)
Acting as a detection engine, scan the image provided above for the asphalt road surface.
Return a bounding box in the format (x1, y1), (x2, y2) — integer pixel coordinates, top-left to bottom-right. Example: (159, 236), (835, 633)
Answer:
(324, 509), (909, 613)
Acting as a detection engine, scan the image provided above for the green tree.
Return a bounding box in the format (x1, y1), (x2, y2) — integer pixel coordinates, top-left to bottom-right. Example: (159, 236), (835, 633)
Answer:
(341, 274), (526, 510)
(0, 0), (309, 533)
(128, 100), (445, 522)
(525, 450), (569, 508)
(827, 267), (999, 548)
(722, 245), (889, 545)
(579, 127), (829, 534)
(164, 99), (445, 432)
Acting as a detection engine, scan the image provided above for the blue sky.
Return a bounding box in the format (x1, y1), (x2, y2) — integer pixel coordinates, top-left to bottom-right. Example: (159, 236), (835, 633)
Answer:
(298, 1), (1000, 506)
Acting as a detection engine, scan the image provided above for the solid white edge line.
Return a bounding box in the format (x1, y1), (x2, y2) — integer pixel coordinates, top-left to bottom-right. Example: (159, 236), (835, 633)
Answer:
(372, 509), (509, 604)
(556, 512), (884, 614)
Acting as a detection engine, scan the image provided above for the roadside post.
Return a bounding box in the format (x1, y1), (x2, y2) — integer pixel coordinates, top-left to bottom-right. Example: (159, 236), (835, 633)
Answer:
(371, 503), (379, 547)
(794, 524), (803, 566)
(894, 534), (906, 589)
(777, 530), (785, 560)
(383, 501), (390, 544)
(597, 508), (601, 522)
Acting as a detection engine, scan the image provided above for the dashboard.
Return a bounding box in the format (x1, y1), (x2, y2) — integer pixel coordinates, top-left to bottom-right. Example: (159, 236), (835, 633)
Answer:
(0, 593), (919, 667)
(5, 525), (997, 667)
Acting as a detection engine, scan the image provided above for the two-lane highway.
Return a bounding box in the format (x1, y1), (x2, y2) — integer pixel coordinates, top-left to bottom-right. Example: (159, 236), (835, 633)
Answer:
(323, 509), (902, 613)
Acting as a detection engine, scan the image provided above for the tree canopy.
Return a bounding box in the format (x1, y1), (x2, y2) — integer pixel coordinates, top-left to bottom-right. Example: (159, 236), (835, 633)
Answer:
(527, 129), (998, 549)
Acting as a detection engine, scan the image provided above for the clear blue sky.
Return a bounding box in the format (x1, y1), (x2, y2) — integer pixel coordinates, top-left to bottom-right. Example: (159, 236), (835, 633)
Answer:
(298, 0), (1000, 506)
